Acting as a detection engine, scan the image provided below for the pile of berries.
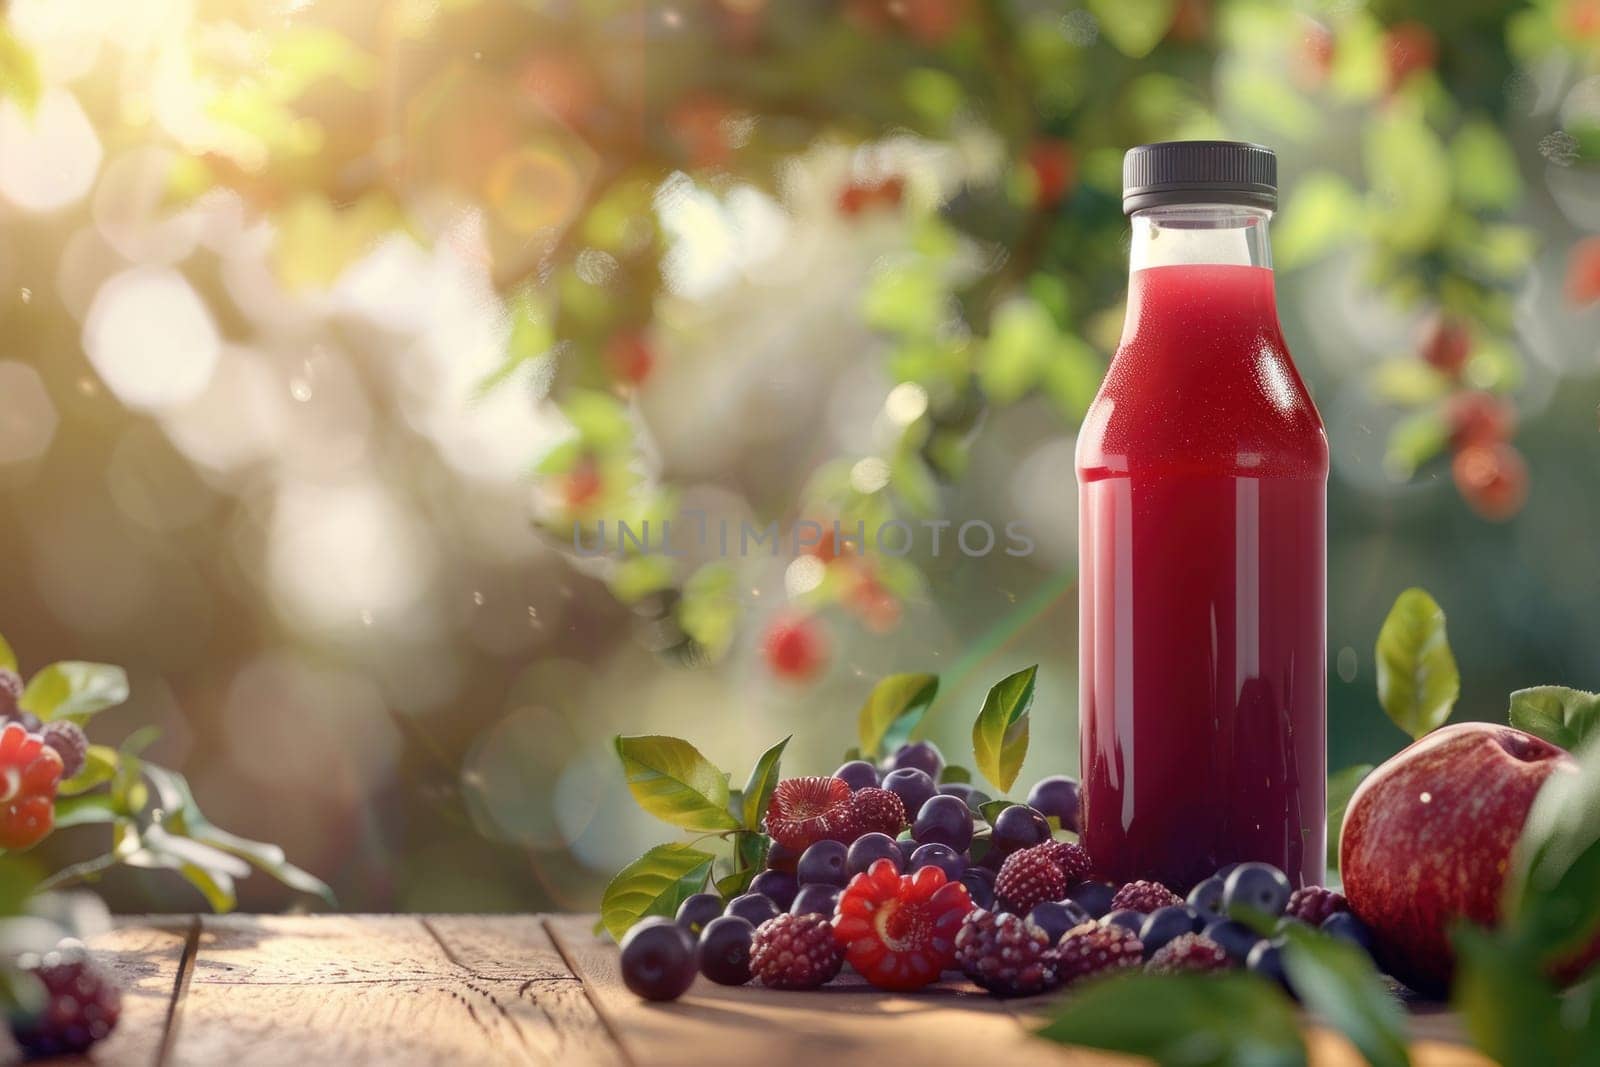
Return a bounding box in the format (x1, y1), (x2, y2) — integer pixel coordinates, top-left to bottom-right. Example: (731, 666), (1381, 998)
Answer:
(616, 744), (1380, 1005)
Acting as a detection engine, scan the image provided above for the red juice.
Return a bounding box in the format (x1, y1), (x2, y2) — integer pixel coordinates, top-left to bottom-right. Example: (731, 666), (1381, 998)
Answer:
(1076, 260), (1328, 892)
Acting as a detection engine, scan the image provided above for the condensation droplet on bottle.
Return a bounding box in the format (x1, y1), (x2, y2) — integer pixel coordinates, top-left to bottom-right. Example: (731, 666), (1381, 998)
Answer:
(18, 287), (30, 303)
(290, 377), (313, 402)
(472, 591), (485, 606)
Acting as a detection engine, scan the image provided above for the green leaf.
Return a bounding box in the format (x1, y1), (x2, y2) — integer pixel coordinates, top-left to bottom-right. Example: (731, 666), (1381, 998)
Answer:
(1451, 120), (1523, 212)
(680, 563), (740, 662)
(939, 765), (971, 785)
(1326, 764), (1375, 871)
(57, 745), (119, 798)
(614, 735), (739, 831)
(19, 663), (130, 723)
(1364, 112), (1451, 253)
(0, 27), (41, 113)
(1035, 972), (1306, 1067)
(1374, 589), (1459, 740)
(978, 799), (1017, 825)
(971, 666), (1036, 793)
(1383, 412), (1449, 481)
(1508, 687), (1600, 752)
(856, 674), (940, 758)
(0, 633), (15, 673)
(1504, 736), (1600, 968)
(53, 794), (120, 829)
(121, 823), (250, 913)
(1281, 928), (1412, 1067)
(1275, 171), (1363, 270)
(599, 843), (715, 941)
(1451, 927), (1571, 1067)
(740, 736), (790, 831)
(1087, 0), (1177, 58)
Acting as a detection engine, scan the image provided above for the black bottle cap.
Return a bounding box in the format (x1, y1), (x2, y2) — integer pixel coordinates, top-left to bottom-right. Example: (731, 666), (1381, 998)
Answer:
(1121, 141), (1277, 214)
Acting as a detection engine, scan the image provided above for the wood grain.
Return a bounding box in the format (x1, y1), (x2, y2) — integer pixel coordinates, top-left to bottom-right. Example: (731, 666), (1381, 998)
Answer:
(82, 916), (194, 1066)
(164, 915), (622, 1067)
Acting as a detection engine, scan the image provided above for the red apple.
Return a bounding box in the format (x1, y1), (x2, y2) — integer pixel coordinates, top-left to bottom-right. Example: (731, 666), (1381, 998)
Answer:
(1340, 723), (1577, 995)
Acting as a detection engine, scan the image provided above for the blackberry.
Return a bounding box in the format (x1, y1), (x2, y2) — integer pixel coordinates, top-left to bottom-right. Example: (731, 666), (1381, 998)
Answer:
(1139, 905), (1203, 957)
(789, 884), (841, 917)
(1025, 776), (1081, 834)
(887, 740), (944, 779)
(675, 892), (724, 936)
(1036, 840), (1093, 885)
(1066, 880), (1116, 919)
(1056, 922), (1143, 985)
(1286, 886), (1347, 926)
(1222, 863), (1292, 922)
(697, 915), (755, 985)
(1146, 933), (1229, 975)
(619, 919), (698, 1001)
(846, 832), (904, 877)
(748, 870), (798, 911)
(832, 759), (879, 792)
(9, 949), (121, 1057)
(955, 910), (1058, 997)
(2, 711), (40, 733)
(1111, 880), (1180, 914)
(39, 721), (87, 780)
(846, 787), (908, 841)
(797, 840), (849, 886)
(0, 669), (21, 718)
(750, 913), (843, 989)
(1027, 900), (1091, 945)
(880, 768), (936, 823)
(912, 794), (973, 852)
(996, 845), (1067, 915)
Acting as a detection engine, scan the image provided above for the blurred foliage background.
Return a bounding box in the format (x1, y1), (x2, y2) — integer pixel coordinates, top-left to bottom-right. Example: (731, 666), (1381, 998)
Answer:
(1, 0), (1599, 912)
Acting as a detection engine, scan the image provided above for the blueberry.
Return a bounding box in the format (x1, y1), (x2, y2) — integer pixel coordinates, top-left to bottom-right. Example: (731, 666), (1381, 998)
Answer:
(790, 883), (842, 917)
(833, 759), (879, 792)
(765, 840), (800, 872)
(797, 840), (849, 887)
(846, 832), (905, 877)
(990, 804), (1051, 855)
(937, 782), (992, 812)
(1025, 776), (1081, 834)
(725, 892), (781, 928)
(619, 918), (698, 1001)
(748, 870), (798, 911)
(1202, 918), (1263, 963)
(1065, 880), (1116, 919)
(1247, 938), (1291, 992)
(697, 915), (755, 985)
(908, 842), (965, 881)
(1029, 900), (1091, 944)
(960, 868), (996, 910)
(1139, 905), (1203, 958)
(1320, 911), (1377, 956)
(675, 892), (724, 936)
(889, 740), (944, 778)
(1215, 863), (1241, 879)
(1186, 875), (1226, 921)
(912, 794), (974, 851)
(1104, 909), (1146, 936)
(1222, 863), (1292, 922)
(882, 767), (937, 820)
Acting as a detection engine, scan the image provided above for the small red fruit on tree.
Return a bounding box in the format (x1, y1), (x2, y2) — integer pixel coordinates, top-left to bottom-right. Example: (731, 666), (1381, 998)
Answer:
(1418, 313), (1472, 377)
(1382, 21), (1437, 93)
(762, 614), (828, 681)
(1564, 236), (1600, 307)
(604, 331), (655, 386)
(1297, 19), (1336, 86)
(1444, 391), (1517, 450)
(1452, 442), (1529, 521)
(0, 722), (64, 850)
(560, 457), (603, 512)
(1027, 139), (1076, 209)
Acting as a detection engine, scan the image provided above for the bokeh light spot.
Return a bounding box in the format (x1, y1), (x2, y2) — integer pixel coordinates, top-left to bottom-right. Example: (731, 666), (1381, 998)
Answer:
(84, 267), (220, 412)
(0, 89), (102, 213)
(0, 362), (58, 465)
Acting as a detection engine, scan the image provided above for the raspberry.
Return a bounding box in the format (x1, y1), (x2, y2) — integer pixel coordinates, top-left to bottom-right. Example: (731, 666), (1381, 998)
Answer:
(9, 948), (122, 1057)
(954, 909), (1058, 997)
(1146, 933), (1230, 975)
(1037, 840), (1094, 884)
(1286, 886), (1348, 926)
(0, 722), (63, 849)
(764, 776), (852, 851)
(842, 786), (906, 841)
(40, 721), (88, 779)
(0, 669), (21, 717)
(749, 913), (843, 990)
(1111, 880), (1181, 914)
(834, 858), (974, 990)
(763, 615), (828, 682)
(995, 844), (1067, 915)
(1056, 921), (1144, 986)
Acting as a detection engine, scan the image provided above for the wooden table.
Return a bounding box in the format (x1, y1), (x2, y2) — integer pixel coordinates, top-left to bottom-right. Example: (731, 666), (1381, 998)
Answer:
(65, 915), (1491, 1066)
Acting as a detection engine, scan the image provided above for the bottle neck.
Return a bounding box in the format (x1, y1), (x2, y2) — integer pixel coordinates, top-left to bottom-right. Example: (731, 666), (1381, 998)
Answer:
(1128, 204), (1273, 272)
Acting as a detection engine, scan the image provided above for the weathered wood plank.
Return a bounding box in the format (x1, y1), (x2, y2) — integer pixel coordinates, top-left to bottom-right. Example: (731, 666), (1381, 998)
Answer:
(164, 915), (623, 1067)
(79, 916), (193, 1066)
(544, 914), (1091, 1067)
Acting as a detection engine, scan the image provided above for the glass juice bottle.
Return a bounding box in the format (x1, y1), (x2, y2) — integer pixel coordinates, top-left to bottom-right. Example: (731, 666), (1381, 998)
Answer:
(1076, 142), (1328, 892)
